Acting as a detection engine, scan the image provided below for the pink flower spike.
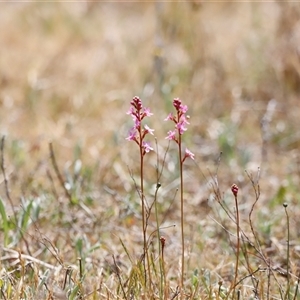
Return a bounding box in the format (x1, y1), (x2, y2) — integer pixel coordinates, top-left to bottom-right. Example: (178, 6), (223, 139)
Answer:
(142, 141), (153, 153)
(144, 125), (154, 135)
(165, 130), (176, 140)
(185, 148), (195, 160)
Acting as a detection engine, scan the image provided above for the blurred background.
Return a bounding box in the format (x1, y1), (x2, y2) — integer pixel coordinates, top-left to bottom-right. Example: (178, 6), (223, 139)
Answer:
(2, 4), (300, 291)
(1, 2), (300, 205)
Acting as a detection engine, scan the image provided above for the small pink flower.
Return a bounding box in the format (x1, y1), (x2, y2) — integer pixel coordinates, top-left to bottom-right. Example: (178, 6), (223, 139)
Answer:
(126, 127), (138, 142)
(181, 114), (190, 124)
(144, 125), (154, 135)
(126, 106), (135, 116)
(165, 130), (176, 140)
(184, 148), (195, 160)
(176, 120), (188, 135)
(143, 107), (153, 117)
(180, 104), (188, 114)
(134, 118), (141, 129)
(164, 113), (174, 121)
(142, 141), (153, 153)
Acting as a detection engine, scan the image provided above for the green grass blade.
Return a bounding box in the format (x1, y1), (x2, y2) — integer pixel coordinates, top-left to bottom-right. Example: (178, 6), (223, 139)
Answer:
(0, 198), (9, 246)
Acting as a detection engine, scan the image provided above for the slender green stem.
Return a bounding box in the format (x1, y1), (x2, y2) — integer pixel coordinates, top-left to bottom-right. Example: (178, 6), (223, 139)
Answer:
(233, 193), (240, 298)
(178, 134), (185, 296)
(292, 270), (300, 300)
(154, 185), (163, 299)
(155, 139), (167, 300)
(161, 236), (166, 299)
(139, 133), (148, 287)
(284, 203), (290, 299)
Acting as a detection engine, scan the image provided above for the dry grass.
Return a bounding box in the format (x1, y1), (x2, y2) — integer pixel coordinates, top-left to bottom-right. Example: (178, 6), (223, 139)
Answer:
(1, 2), (300, 299)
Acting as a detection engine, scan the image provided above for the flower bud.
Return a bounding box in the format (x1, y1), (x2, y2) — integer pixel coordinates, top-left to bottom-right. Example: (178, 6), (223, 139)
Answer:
(160, 236), (166, 249)
(231, 184), (239, 197)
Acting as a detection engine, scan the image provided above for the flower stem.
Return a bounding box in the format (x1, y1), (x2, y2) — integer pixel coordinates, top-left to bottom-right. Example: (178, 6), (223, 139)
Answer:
(284, 203), (290, 299)
(139, 133), (148, 286)
(178, 134), (185, 297)
(155, 185), (164, 299)
(233, 192), (240, 298)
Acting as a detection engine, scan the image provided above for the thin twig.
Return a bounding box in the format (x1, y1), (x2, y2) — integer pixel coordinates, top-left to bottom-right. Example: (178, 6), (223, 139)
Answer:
(246, 169), (263, 252)
(49, 142), (72, 203)
(233, 267), (261, 287)
(170, 286), (180, 300)
(46, 169), (59, 199)
(267, 262), (271, 300)
(112, 255), (127, 300)
(232, 185), (240, 298)
(2, 247), (60, 271)
(1, 287), (7, 300)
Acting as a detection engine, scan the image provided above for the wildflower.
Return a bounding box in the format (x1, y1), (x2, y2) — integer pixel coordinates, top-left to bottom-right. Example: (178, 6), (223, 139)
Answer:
(165, 130), (177, 141)
(126, 127), (137, 142)
(184, 148), (195, 161)
(180, 104), (188, 114)
(127, 97), (153, 122)
(173, 98), (182, 111)
(126, 96), (154, 155)
(173, 98), (188, 114)
(166, 98), (194, 289)
(143, 107), (153, 118)
(176, 119), (188, 134)
(142, 141), (153, 154)
(126, 106), (135, 116)
(131, 96), (142, 111)
(231, 184), (239, 197)
(165, 98), (190, 136)
(160, 236), (166, 249)
(144, 125), (154, 135)
(134, 118), (141, 129)
(165, 98), (194, 160)
(164, 113), (174, 121)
